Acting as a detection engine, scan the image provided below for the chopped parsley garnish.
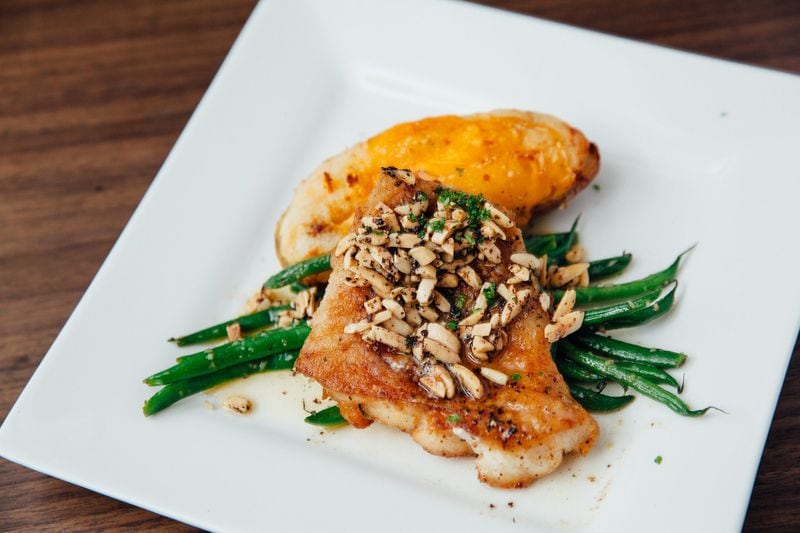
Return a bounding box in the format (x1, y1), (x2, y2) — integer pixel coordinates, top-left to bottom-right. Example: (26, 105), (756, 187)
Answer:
(408, 212), (419, 223)
(482, 282), (497, 307)
(510, 373), (521, 382)
(415, 191), (428, 202)
(446, 414), (461, 424)
(446, 320), (458, 331)
(462, 231), (477, 245)
(427, 218), (446, 232)
(592, 184), (601, 191)
(654, 455), (663, 465)
(455, 167), (465, 176)
(455, 292), (466, 310)
(434, 186), (490, 231)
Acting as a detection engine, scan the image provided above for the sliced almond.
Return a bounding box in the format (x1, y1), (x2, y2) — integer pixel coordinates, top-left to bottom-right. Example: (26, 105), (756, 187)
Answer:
(549, 263), (590, 288)
(382, 317), (414, 336)
(449, 364), (484, 399)
(419, 374), (446, 398)
(344, 320), (371, 334)
(382, 298), (406, 319)
(471, 321), (492, 337)
(458, 308), (484, 326)
(478, 240), (502, 263)
(334, 234), (356, 256)
(456, 265), (482, 288)
(423, 337), (460, 364)
(432, 291), (451, 313)
(392, 250), (413, 274)
(427, 322), (461, 352)
(405, 306), (423, 327)
(552, 289), (576, 323)
(364, 296), (383, 315)
(363, 325), (410, 353)
(510, 252), (541, 271)
(496, 283), (516, 303)
(417, 304), (439, 321)
(350, 265), (393, 297)
(539, 292), (552, 311)
(431, 364), (456, 399)
(416, 278), (436, 306)
(480, 367), (509, 386)
(371, 309), (393, 324)
(566, 244), (585, 263)
(409, 246), (437, 266)
(500, 289), (530, 326)
(507, 264), (530, 283)
(471, 336), (494, 354)
(485, 202), (514, 228)
(544, 310), (585, 342)
(383, 166), (415, 185)
(226, 323), (242, 342)
(480, 219), (507, 240)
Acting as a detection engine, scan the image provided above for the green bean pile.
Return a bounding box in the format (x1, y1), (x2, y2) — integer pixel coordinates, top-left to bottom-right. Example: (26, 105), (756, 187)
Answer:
(142, 218), (710, 420)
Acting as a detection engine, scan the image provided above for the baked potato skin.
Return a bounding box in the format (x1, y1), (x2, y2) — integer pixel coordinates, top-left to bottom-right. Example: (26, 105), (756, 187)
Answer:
(275, 110), (599, 266)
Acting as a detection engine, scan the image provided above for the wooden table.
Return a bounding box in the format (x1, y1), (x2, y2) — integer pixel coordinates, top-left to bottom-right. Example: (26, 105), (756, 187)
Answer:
(1, 1), (797, 530)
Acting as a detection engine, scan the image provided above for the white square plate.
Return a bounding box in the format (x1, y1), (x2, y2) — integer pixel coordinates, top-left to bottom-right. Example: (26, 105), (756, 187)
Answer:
(2, 0), (799, 531)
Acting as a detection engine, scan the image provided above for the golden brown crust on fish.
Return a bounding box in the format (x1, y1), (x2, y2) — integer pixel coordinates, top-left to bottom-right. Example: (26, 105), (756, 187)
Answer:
(295, 173), (599, 487)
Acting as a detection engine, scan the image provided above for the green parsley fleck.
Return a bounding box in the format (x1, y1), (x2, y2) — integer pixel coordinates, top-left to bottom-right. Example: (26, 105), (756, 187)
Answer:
(654, 455), (663, 465)
(482, 282), (497, 307)
(446, 320), (458, 331)
(510, 373), (521, 382)
(415, 191), (428, 202)
(428, 218), (446, 232)
(446, 414), (461, 424)
(455, 167), (465, 176)
(455, 292), (466, 310)
(462, 231), (477, 245)
(592, 184), (601, 191)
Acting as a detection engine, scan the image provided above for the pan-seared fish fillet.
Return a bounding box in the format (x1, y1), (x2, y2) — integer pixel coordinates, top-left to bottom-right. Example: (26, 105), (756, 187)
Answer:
(295, 170), (599, 487)
(276, 110), (599, 266)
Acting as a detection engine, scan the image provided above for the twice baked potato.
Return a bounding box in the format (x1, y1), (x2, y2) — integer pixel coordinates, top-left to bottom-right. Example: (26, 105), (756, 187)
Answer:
(276, 110), (599, 266)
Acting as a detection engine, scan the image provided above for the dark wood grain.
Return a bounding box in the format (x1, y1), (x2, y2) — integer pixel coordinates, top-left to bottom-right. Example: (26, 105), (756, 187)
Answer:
(1, 0), (797, 530)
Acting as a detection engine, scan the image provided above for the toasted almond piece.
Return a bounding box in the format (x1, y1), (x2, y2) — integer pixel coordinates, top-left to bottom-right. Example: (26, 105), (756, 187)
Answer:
(544, 310), (585, 342)
(394, 203), (411, 216)
(427, 322), (461, 352)
(364, 296), (383, 315)
(396, 232), (422, 248)
(471, 321), (492, 337)
(500, 289), (531, 326)
(371, 309), (393, 324)
(538, 254), (549, 285)
(472, 336), (494, 354)
(438, 272), (459, 288)
(343, 246), (356, 270)
(417, 278), (436, 305)
(417, 304), (439, 321)
(432, 291), (451, 313)
(409, 246), (437, 266)
(507, 264), (530, 283)
(456, 265), (482, 288)
(441, 238), (456, 257)
(449, 364), (484, 399)
(549, 263), (590, 288)
(334, 234), (356, 256)
(419, 374), (446, 398)
(415, 264), (437, 280)
(423, 337), (460, 364)
(277, 311), (295, 328)
(478, 240), (502, 263)
(382, 298), (406, 319)
(363, 325), (410, 353)
(493, 329), (508, 352)
(539, 292), (552, 311)
(383, 317), (414, 336)
(223, 396), (252, 414)
(412, 339), (425, 360)
(458, 308), (484, 326)
(344, 320), (372, 334)
(451, 208), (468, 223)
(578, 270), (590, 288)
(480, 367), (509, 386)
(566, 244), (585, 263)
(356, 231), (389, 246)
(384, 166), (415, 185)
(405, 306), (423, 326)
(485, 202), (514, 228)
(350, 265), (393, 297)
(368, 245), (395, 274)
(392, 250), (413, 274)
(480, 219), (507, 240)
(497, 283), (516, 303)
(432, 364), (456, 399)
(344, 273), (368, 288)
(431, 221), (459, 245)
(552, 289), (576, 323)
(392, 286), (415, 303)
(510, 252), (541, 271)
(489, 312), (500, 328)
(376, 202), (401, 231)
